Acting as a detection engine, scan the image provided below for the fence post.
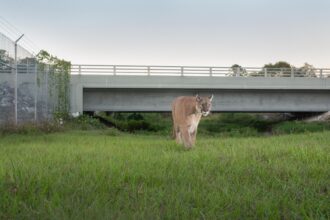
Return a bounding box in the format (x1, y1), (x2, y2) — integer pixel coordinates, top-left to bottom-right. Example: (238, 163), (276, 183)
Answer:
(34, 63), (38, 122)
(14, 45), (18, 125)
(209, 67), (213, 76)
(320, 69), (323, 78)
(181, 67), (184, 76)
(147, 66), (150, 76)
(45, 65), (49, 119)
(291, 67), (294, 78)
(113, 65), (116, 75)
(264, 68), (267, 77)
(78, 65), (81, 75)
(14, 34), (24, 125)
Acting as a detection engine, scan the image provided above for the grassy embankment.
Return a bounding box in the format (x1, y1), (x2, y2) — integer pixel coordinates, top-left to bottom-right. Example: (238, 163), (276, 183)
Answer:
(0, 123), (329, 219)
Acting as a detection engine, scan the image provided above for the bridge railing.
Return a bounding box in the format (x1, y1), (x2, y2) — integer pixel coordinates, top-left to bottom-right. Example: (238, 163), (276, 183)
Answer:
(70, 65), (330, 78)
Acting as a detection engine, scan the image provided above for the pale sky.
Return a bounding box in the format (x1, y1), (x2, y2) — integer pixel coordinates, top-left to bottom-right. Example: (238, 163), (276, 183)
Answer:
(0, 0), (329, 67)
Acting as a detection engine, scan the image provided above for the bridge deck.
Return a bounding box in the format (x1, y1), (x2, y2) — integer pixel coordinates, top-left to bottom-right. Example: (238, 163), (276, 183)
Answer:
(70, 74), (330, 113)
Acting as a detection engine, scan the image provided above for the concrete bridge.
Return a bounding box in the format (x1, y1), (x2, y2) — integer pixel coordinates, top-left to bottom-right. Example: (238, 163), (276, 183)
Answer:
(70, 65), (330, 114)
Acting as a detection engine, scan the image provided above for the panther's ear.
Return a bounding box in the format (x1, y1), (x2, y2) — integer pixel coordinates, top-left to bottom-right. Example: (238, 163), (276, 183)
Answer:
(196, 94), (202, 102)
(209, 94), (214, 101)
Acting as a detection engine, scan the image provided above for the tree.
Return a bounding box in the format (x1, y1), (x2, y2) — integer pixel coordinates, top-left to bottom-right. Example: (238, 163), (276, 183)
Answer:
(228, 64), (247, 76)
(263, 61), (291, 77)
(264, 61), (291, 69)
(36, 50), (71, 118)
(262, 61), (317, 77)
(295, 63), (316, 77)
(0, 49), (14, 67)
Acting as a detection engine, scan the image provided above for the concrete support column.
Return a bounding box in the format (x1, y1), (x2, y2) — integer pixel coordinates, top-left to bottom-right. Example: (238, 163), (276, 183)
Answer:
(70, 84), (83, 115)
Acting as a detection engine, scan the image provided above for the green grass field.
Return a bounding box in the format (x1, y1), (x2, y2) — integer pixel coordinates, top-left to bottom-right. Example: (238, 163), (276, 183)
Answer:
(0, 130), (329, 219)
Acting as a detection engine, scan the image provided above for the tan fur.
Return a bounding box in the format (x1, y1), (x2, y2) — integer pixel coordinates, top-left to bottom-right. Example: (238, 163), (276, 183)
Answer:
(171, 95), (212, 149)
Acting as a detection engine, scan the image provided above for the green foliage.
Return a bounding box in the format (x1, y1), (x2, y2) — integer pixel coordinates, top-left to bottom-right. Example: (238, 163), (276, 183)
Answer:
(66, 115), (105, 130)
(0, 49), (13, 65)
(36, 50), (71, 119)
(294, 63), (316, 77)
(97, 112), (330, 137)
(264, 61), (292, 68)
(229, 64), (248, 76)
(0, 115), (115, 135)
(4, 112), (329, 138)
(199, 113), (274, 137)
(0, 131), (329, 219)
(273, 121), (330, 134)
(104, 127), (122, 136)
(99, 113), (171, 134)
(127, 113), (144, 121)
(262, 62), (317, 77)
(201, 114), (330, 136)
(0, 122), (63, 135)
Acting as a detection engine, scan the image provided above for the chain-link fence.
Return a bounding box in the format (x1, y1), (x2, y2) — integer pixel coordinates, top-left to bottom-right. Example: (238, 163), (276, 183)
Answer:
(0, 32), (58, 125)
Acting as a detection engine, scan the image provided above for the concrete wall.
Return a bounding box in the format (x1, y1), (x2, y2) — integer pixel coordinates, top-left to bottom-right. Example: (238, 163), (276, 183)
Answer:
(0, 73), (38, 123)
(0, 71), (52, 124)
(83, 88), (330, 112)
(70, 75), (330, 113)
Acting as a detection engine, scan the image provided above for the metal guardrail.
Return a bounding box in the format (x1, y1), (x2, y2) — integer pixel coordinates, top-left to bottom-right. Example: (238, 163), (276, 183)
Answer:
(0, 63), (37, 74)
(70, 65), (330, 78)
(3, 63), (329, 78)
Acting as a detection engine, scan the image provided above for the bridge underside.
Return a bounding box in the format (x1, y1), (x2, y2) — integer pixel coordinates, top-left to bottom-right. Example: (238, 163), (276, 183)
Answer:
(83, 88), (330, 112)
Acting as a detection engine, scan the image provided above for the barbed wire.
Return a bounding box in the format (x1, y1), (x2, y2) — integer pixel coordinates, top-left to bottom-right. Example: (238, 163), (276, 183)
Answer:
(0, 16), (40, 51)
(0, 15), (41, 55)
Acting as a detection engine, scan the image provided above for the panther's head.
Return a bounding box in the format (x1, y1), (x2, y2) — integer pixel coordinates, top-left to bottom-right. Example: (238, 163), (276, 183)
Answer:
(196, 94), (213, 116)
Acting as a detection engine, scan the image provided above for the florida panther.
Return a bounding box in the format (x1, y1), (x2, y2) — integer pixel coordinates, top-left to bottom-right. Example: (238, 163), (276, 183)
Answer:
(171, 94), (213, 149)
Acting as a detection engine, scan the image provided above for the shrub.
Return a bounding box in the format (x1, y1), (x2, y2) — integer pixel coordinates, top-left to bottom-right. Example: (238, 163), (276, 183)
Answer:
(99, 113), (171, 133)
(104, 127), (122, 136)
(66, 115), (105, 130)
(199, 113), (274, 135)
(272, 121), (330, 134)
(127, 113), (144, 121)
(0, 121), (63, 135)
(90, 112), (330, 137)
(126, 120), (150, 132)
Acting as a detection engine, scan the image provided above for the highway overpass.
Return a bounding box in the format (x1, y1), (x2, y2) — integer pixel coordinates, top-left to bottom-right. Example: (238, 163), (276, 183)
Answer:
(70, 65), (330, 113)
